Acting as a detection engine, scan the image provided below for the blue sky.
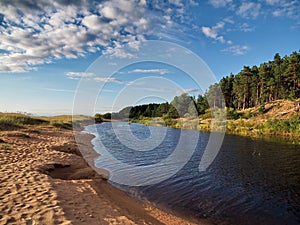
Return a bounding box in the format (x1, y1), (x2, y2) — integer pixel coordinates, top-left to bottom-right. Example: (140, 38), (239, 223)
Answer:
(0, 0), (299, 115)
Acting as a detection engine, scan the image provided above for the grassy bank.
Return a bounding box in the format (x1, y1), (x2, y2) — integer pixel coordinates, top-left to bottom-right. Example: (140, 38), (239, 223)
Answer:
(0, 113), (93, 131)
(129, 99), (300, 143)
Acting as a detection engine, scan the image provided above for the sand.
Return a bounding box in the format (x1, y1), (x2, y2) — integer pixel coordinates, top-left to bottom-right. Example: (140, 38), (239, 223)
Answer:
(0, 125), (208, 225)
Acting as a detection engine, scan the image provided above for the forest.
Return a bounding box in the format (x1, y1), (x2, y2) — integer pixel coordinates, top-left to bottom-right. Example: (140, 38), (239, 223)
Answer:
(97, 50), (300, 121)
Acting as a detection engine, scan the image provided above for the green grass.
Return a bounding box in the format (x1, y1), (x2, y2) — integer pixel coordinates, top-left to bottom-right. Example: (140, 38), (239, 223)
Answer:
(0, 113), (93, 131)
(0, 113), (47, 131)
(40, 115), (73, 130)
(261, 116), (300, 136)
(130, 114), (300, 141)
(225, 116), (300, 138)
(39, 115), (93, 130)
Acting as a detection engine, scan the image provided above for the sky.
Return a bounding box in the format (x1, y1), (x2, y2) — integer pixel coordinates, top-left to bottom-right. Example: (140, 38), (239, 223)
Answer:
(0, 0), (299, 115)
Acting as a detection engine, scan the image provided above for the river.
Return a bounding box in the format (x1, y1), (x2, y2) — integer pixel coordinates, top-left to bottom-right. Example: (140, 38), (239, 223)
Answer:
(84, 122), (300, 225)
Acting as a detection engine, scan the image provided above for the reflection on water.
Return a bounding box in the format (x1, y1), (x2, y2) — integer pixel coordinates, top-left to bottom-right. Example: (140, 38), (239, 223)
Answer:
(85, 122), (300, 225)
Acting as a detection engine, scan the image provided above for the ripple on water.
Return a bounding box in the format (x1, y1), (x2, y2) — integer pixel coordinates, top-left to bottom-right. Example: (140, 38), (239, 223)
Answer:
(85, 122), (300, 225)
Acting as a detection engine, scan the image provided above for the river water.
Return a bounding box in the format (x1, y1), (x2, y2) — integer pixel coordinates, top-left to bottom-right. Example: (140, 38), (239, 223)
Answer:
(84, 122), (300, 225)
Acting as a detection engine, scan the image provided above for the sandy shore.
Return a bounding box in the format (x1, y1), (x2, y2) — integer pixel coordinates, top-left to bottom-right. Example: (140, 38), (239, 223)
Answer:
(0, 125), (208, 225)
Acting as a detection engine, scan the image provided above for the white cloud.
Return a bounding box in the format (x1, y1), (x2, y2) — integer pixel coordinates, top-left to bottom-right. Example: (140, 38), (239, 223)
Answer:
(82, 15), (106, 33)
(44, 88), (75, 93)
(239, 23), (255, 32)
(93, 77), (123, 83)
(222, 45), (250, 55)
(125, 81), (145, 86)
(265, 0), (281, 5)
(103, 41), (136, 58)
(169, 0), (184, 7)
(0, 0), (180, 73)
(271, 0), (300, 19)
(66, 72), (95, 78)
(132, 86), (199, 95)
(272, 10), (282, 17)
(223, 17), (235, 24)
(209, 0), (232, 8)
(189, 0), (199, 6)
(237, 2), (261, 18)
(133, 87), (173, 93)
(201, 22), (226, 43)
(131, 69), (169, 75)
(101, 6), (118, 19)
(176, 88), (199, 95)
(201, 27), (217, 39)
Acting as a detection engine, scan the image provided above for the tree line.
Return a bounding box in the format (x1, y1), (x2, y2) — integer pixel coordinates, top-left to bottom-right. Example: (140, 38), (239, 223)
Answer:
(96, 50), (300, 120)
(219, 51), (300, 109)
(96, 93), (204, 120)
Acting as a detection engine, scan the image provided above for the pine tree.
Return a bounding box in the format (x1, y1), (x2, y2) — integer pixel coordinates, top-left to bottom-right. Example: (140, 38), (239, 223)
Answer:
(285, 51), (300, 98)
(273, 53), (282, 99)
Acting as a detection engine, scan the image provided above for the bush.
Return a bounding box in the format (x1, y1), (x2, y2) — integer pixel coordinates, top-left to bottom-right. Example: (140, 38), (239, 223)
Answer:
(271, 117), (299, 134)
(258, 103), (267, 114)
(226, 108), (240, 119)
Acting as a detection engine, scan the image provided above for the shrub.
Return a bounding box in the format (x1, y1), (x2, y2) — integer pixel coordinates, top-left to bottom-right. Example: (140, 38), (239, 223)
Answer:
(258, 103), (267, 114)
(226, 108), (244, 119)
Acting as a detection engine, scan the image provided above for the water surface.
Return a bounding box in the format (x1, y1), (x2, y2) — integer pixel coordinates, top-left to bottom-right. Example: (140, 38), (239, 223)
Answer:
(85, 122), (300, 225)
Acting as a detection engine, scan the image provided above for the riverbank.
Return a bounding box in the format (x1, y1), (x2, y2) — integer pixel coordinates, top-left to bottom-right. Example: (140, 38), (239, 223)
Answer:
(0, 114), (206, 225)
(130, 99), (300, 144)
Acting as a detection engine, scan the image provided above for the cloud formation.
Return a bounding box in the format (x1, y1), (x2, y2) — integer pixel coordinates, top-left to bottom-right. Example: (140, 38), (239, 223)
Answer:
(208, 0), (300, 21)
(0, 0), (299, 72)
(66, 72), (95, 78)
(222, 45), (250, 56)
(176, 88), (199, 95)
(272, 0), (300, 19)
(93, 77), (123, 83)
(237, 2), (261, 18)
(208, 0), (233, 8)
(132, 69), (169, 75)
(66, 71), (149, 85)
(44, 88), (75, 93)
(201, 22), (226, 43)
(0, 0), (180, 72)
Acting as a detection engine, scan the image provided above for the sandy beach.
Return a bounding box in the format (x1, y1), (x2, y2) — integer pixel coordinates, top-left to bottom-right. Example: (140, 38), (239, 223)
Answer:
(0, 125), (206, 225)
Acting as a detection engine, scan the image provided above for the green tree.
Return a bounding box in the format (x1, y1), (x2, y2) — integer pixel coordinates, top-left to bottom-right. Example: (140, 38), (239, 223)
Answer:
(220, 74), (234, 108)
(258, 63), (271, 103)
(107, 49), (300, 120)
(156, 102), (170, 117)
(284, 51), (300, 98)
(206, 83), (224, 108)
(102, 113), (111, 119)
(249, 66), (259, 107)
(170, 93), (194, 117)
(196, 95), (209, 114)
(167, 104), (179, 118)
(187, 100), (198, 118)
(94, 113), (103, 123)
(273, 53), (282, 99)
